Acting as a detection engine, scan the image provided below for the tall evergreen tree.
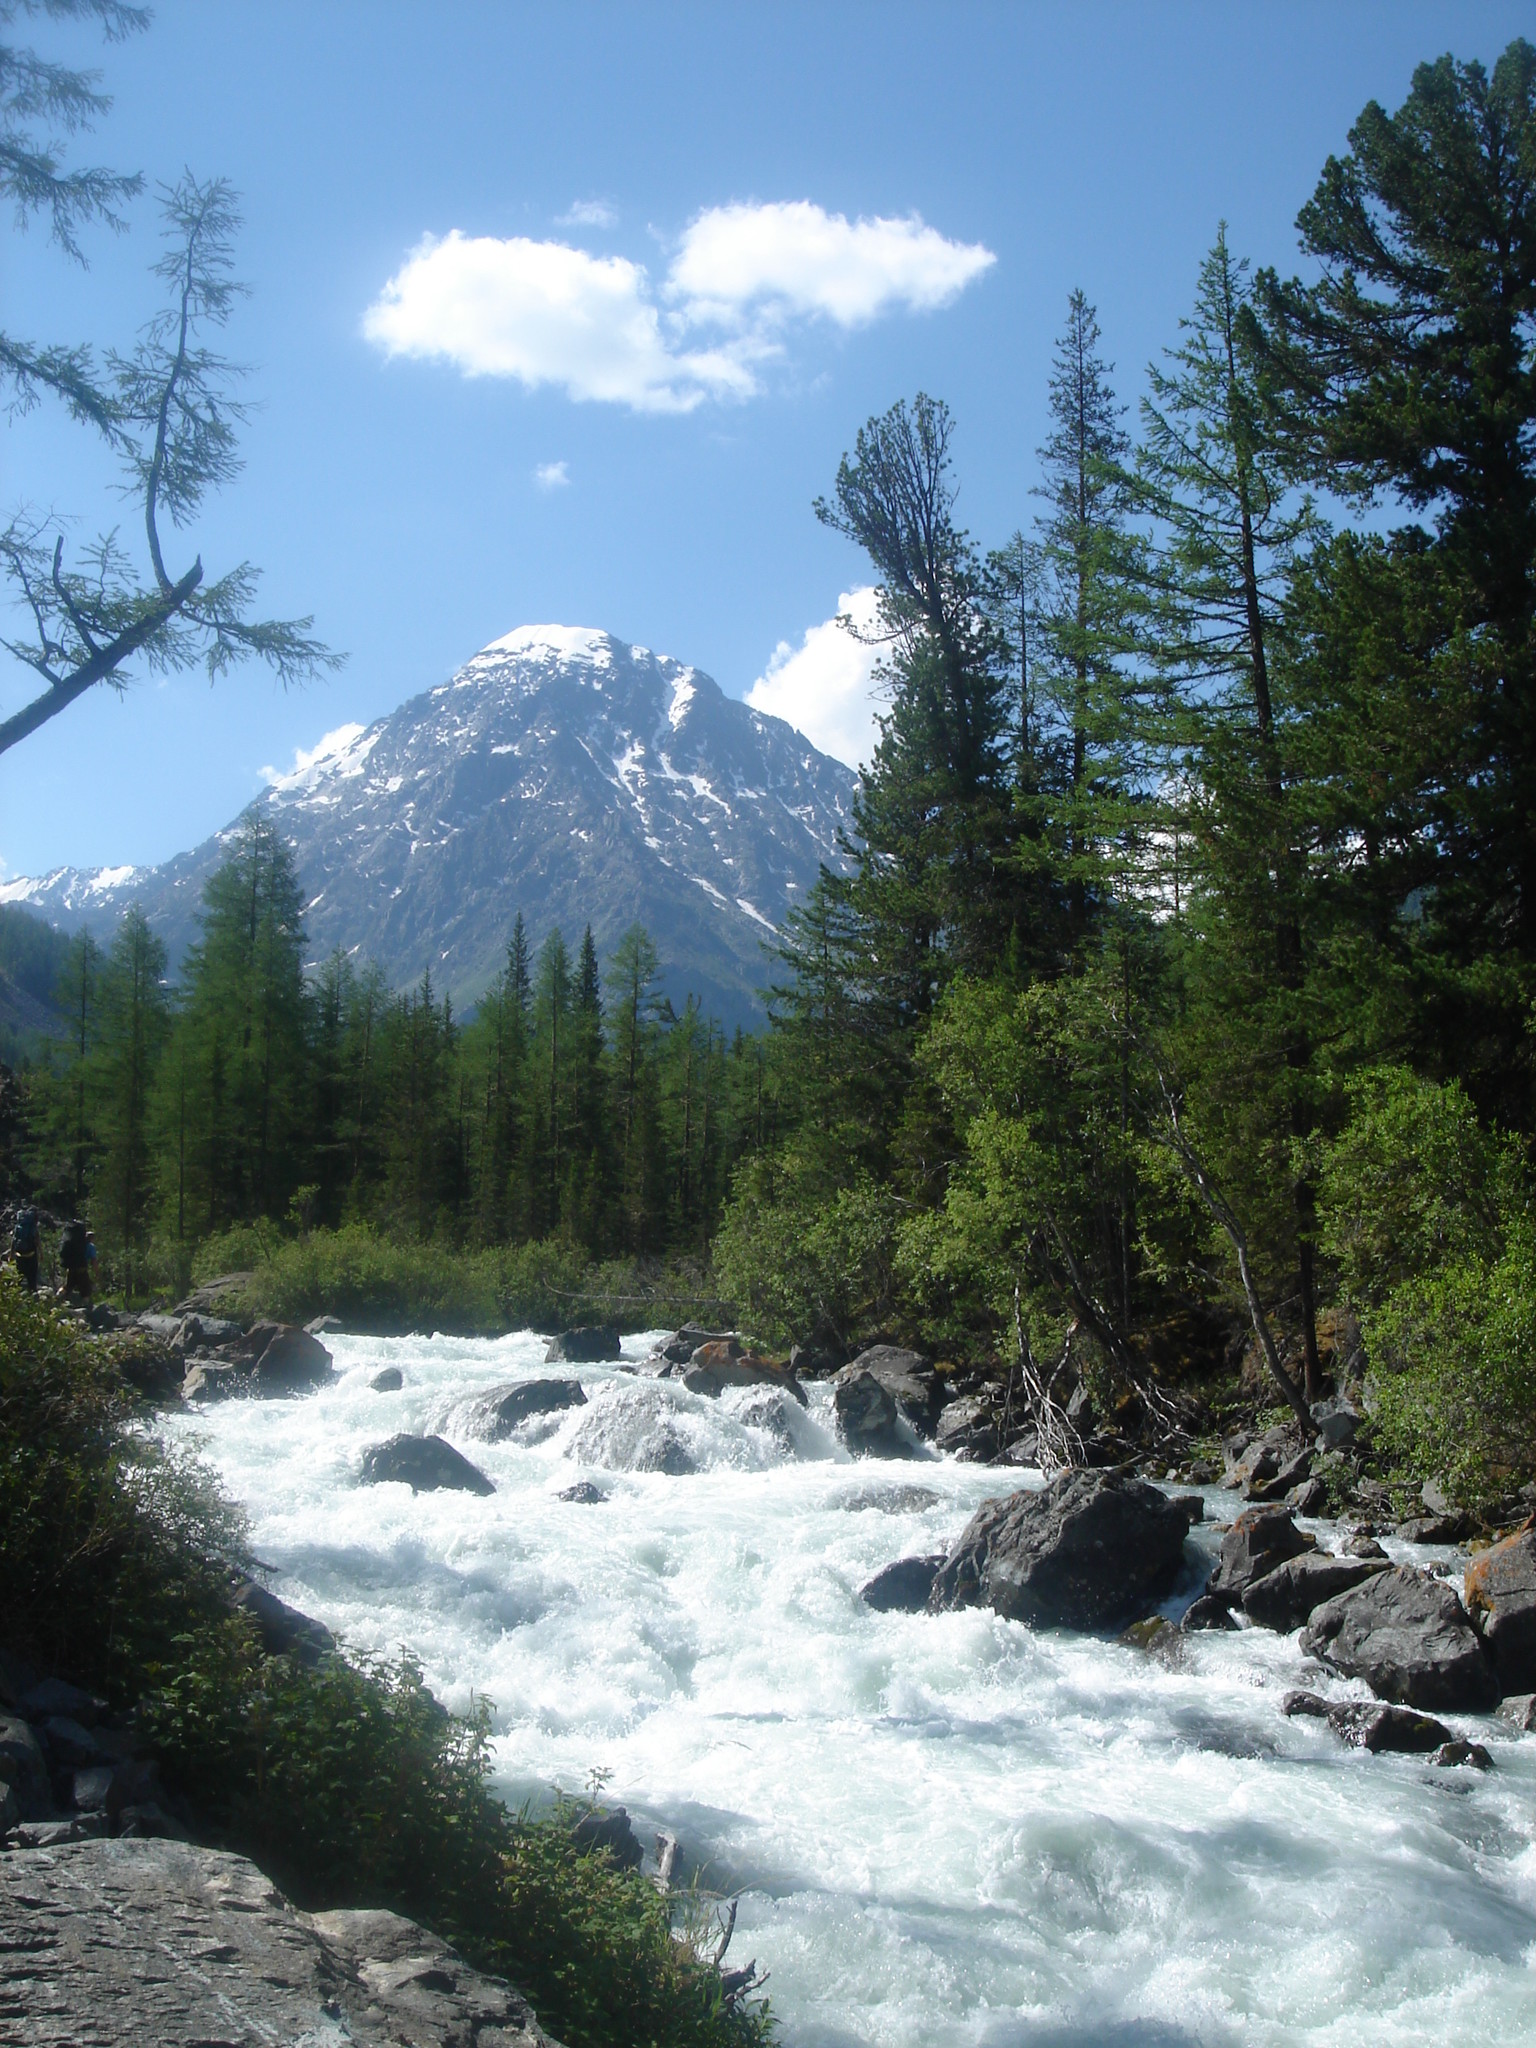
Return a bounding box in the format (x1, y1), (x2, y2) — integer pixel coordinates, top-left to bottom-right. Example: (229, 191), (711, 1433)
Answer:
(92, 905), (169, 1292)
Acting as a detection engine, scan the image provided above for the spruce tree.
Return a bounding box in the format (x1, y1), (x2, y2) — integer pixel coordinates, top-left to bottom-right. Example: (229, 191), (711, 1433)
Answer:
(93, 906), (169, 1293)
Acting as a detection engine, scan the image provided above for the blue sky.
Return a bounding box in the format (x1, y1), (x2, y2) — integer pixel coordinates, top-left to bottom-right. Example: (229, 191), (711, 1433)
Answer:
(3, 0), (1528, 879)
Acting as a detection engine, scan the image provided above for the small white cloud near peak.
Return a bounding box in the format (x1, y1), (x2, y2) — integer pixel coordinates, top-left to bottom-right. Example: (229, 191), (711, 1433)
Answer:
(747, 588), (885, 769)
(557, 198), (617, 228)
(261, 723), (369, 793)
(534, 460), (570, 490)
(672, 201), (995, 329)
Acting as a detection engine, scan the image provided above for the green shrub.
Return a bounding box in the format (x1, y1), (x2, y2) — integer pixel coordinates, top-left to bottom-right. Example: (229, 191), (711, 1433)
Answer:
(0, 1280), (772, 2047)
(713, 1156), (898, 1350)
(1318, 1066), (1536, 1504)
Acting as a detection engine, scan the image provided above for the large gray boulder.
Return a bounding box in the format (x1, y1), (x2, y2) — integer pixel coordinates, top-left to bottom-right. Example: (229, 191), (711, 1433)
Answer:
(359, 1434), (495, 1496)
(681, 1350), (807, 1405)
(1282, 1689), (1453, 1754)
(928, 1471), (1196, 1629)
(457, 1377), (588, 1440)
(0, 1836), (557, 2046)
(0, 1711), (52, 1819)
(1464, 1530), (1536, 1694)
(933, 1392), (1002, 1462)
(545, 1325), (621, 1364)
(848, 1346), (942, 1435)
(229, 1578), (336, 1667)
(250, 1323), (334, 1395)
(831, 1363), (907, 1456)
(1240, 1551), (1389, 1632)
(1301, 1565), (1499, 1712)
(1206, 1506), (1314, 1603)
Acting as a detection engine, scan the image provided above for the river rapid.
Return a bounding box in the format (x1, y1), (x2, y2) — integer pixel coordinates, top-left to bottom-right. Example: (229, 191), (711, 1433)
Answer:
(161, 1330), (1536, 2048)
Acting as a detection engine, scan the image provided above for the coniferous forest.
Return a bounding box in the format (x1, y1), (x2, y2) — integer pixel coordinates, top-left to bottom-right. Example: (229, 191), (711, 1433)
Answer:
(6, 41), (1535, 1506)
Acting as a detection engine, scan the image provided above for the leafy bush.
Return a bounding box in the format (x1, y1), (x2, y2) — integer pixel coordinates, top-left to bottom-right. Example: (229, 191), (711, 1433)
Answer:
(1318, 1066), (1536, 1504)
(0, 1279), (772, 2047)
(713, 1155), (898, 1350)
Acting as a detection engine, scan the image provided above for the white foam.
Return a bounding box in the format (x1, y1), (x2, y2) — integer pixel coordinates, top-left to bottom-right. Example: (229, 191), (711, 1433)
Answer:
(162, 1333), (1536, 2047)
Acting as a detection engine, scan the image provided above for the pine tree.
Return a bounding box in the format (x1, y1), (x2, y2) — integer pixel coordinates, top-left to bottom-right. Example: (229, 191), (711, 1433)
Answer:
(93, 906), (169, 1293)
(605, 923), (664, 1250)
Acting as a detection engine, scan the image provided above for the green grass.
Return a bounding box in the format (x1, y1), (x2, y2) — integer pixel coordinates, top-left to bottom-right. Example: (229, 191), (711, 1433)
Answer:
(0, 1277), (772, 2047)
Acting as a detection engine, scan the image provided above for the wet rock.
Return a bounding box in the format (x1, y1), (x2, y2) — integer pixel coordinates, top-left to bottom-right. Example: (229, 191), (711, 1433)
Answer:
(860, 1554), (944, 1612)
(1206, 1506), (1315, 1603)
(835, 1484), (942, 1514)
(731, 1385), (812, 1455)
(250, 1323), (333, 1396)
(1241, 1551), (1389, 1632)
(369, 1365), (404, 1392)
(1120, 1616), (1186, 1667)
(1300, 1566), (1499, 1712)
(230, 1579), (336, 1666)
(557, 1480), (606, 1504)
(658, 1323), (734, 1365)
(180, 1359), (243, 1403)
(1246, 1448), (1313, 1504)
(934, 1392), (1002, 1462)
(545, 1324), (621, 1364)
(1173, 1494), (1206, 1523)
(1396, 1511), (1472, 1544)
(459, 1377), (588, 1439)
(0, 1836), (556, 2047)
(831, 1363), (908, 1457)
(1464, 1529), (1536, 1693)
(928, 1471), (1195, 1630)
(1001, 1430), (1039, 1467)
(359, 1434), (495, 1496)
(1496, 1691), (1536, 1732)
(1343, 1530), (1388, 1560)
(630, 1425), (698, 1475)
(570, 1804), (644, 1868)
(1282, 1689), (1453, 1754)
(681, 1353), (807, 1405)
(1180, 1592), (1239, 1632)
(1433, 1739), (1493, 1769)
(569, 1386), (702, 1475)
(848, 1346), (943, 1435)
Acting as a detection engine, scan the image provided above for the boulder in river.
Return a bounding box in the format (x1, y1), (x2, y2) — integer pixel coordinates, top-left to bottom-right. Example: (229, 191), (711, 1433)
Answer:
(359, 1434), (496, 1496)
(847, 1346), (943, 1436)
(1206, 1506), (1315, 1604)
(860, 1554), (945, 1612)
(1496, 1691), (1536, 1732)
(369, 1366), (404, 1392)
(927, 1471), (1197, 1630)
(933, 1392), (1002, 1462)
(1240, 1551), (1389, 1632)
(250, 1324), (333, 1396)
(1282, 1689), (1453, 1754)
(545, 1325), (621, 1364)
(831, 1363), (910, 1458)
(1300, 1565), (1499, 1712)
(681, 1352), (807, 1405)
(557, 1480), (607, 1504)
(1463, 1530), (1536, 1694)
(458, 1377), (588, 1440)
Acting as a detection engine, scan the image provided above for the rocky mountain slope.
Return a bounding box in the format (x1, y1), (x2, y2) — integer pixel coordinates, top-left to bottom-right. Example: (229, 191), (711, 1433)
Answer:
(1, 626), (858, 1025)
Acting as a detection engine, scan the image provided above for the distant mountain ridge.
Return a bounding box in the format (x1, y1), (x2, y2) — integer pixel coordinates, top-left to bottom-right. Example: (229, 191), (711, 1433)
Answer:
(0, 625), (859, 1026)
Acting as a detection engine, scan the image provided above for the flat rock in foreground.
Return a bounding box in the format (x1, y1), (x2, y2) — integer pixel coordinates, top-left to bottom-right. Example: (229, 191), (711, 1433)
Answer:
(1300, 1565), (1499, 1712)
(0, 1835), (558, 2046)
(927, 1471), (1195, 1629)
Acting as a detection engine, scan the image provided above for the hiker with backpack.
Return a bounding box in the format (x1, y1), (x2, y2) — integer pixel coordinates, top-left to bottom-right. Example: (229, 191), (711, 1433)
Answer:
(58, 1218), (91, 1300)
(11, 1206), (40, 1292)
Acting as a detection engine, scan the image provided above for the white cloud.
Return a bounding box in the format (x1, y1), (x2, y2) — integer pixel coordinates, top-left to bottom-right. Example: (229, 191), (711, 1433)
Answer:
(671, 202), (995, 328)
(557, 198), (617, 228)
(534, 459), (570, 489)
(363, 203), (993, 413)
(362, 231), (752, 412)
(747, 588), (885, 770)
(260, 723), (367, 791)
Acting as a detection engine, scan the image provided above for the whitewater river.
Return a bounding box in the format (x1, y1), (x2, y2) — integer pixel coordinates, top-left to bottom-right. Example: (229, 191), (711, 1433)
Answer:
(162, 1331), (1536, 2047)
